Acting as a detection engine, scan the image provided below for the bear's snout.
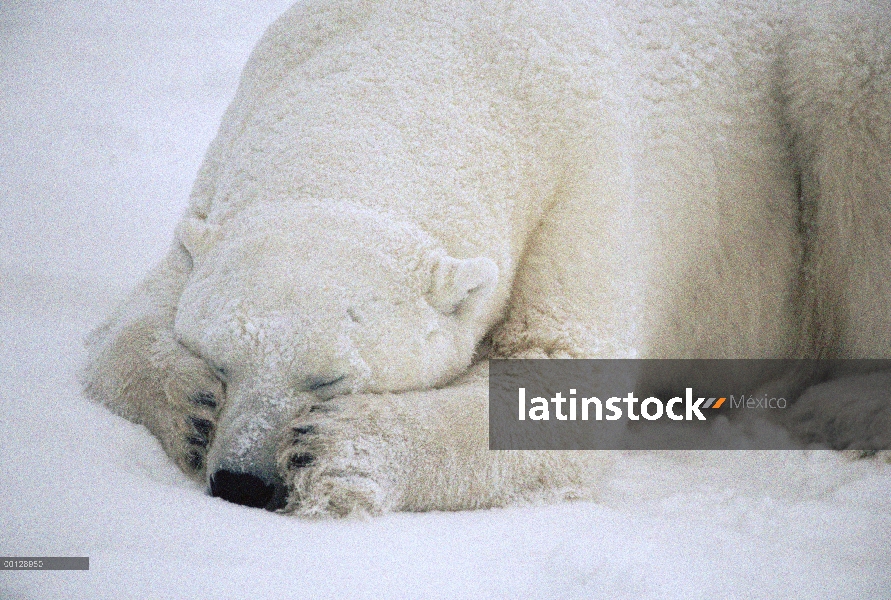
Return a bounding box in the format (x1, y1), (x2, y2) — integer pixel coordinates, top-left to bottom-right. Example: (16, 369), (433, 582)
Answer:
(209, 469), (287, 510)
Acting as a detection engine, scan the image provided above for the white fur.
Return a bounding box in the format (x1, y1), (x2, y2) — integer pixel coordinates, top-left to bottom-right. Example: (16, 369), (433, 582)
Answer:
(84, 0), (891, 516)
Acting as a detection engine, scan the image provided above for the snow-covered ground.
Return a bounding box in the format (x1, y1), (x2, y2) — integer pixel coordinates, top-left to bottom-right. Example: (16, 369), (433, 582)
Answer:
(1, 2), (889, 598)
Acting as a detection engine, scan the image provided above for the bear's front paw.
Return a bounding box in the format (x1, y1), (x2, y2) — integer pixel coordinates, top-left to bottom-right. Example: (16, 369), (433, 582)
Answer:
(157, 345), (226, 477)
(158, 392), (222, 477)
(173, 397), (220, 475)
(277, 396), (401, 518)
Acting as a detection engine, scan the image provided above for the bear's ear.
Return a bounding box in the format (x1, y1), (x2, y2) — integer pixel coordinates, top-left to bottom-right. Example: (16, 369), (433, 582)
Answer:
(427, 255), (498, 316)
(175, 216), (217, 258)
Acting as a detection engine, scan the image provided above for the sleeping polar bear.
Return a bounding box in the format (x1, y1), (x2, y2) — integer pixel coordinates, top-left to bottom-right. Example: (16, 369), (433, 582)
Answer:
(84, 0), (891, 515)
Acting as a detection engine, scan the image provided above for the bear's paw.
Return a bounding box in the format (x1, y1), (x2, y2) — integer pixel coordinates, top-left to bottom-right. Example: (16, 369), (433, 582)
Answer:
(277, 395), (403, 518)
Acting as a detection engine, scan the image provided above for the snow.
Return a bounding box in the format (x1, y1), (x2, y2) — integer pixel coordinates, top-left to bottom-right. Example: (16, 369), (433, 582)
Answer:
(1, 1), (889, 598)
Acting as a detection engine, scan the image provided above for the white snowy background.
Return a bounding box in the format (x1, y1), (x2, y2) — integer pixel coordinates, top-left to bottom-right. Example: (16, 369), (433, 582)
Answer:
(1, 1), (889, 598)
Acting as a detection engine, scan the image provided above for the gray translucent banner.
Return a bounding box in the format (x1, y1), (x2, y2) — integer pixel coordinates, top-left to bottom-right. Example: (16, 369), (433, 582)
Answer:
(0, 557), (89, 570)
(488, 359), (891, 450)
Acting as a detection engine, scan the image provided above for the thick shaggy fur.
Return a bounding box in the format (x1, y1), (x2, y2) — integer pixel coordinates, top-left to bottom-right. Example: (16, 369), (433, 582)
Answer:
(84, 0), (890, 516)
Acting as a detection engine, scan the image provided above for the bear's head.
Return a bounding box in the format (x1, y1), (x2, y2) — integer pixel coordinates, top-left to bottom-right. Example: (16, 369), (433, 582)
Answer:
(173, 201), (498, 500)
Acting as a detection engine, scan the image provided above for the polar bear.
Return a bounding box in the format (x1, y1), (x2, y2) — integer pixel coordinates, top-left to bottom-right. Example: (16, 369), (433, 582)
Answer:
(84, 0), (891, 515)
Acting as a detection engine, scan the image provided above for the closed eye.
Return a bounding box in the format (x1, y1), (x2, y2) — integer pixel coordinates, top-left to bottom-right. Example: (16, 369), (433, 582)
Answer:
(308, 376), (345, 391)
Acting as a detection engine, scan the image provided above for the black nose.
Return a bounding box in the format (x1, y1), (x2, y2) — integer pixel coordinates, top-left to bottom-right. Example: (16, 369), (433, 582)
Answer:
(210, 470), (276, 508)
